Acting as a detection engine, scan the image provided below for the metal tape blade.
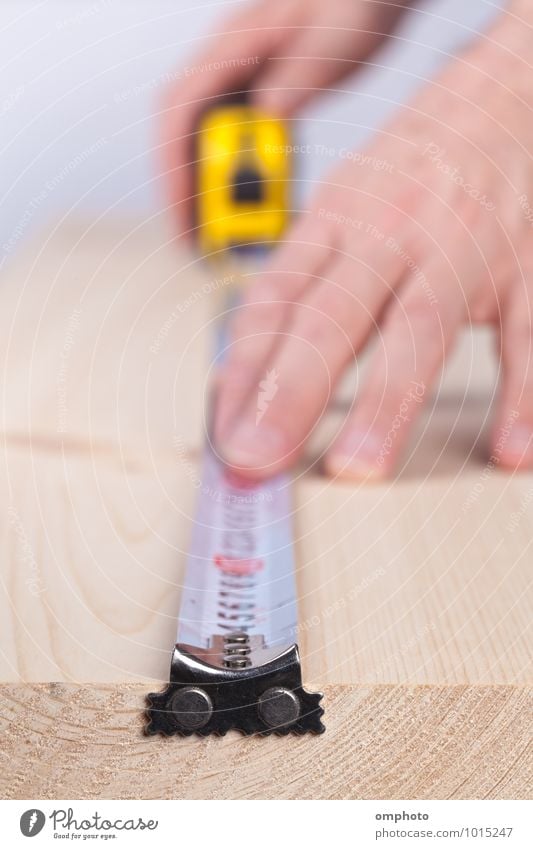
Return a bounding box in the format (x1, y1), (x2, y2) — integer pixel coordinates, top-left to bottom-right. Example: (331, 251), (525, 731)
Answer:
(177, 448), (298, 650)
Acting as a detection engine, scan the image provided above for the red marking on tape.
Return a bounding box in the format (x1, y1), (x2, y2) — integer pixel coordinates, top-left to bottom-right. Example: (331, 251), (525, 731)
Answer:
(222, 469), (259, 490)
(214, 555), (264, 575)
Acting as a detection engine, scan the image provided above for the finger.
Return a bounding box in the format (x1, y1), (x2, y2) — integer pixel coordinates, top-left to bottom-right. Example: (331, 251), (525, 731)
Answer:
(254, 27), (368, 116)
(217, 241), (405, 477)
(325, 254), (466, 480)
(214, 215), (336, 442)
(254, 5), (410, 116)
(493, 283), (533, 470)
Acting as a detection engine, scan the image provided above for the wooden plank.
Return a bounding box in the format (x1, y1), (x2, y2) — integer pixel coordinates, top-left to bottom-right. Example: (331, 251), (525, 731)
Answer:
(1, 450), (531, 687)
(0, 684), (529, 800)
(0, 215), (531, 799)
(0, 215), (210, 455)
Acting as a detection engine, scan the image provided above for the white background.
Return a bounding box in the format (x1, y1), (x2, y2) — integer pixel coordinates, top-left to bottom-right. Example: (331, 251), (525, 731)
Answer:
(2, 800), (530, 847)
(1, 0), (505, 258)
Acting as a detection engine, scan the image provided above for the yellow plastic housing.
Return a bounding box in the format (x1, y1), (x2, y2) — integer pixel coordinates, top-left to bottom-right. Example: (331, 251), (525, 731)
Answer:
(197, 105), (290, 255)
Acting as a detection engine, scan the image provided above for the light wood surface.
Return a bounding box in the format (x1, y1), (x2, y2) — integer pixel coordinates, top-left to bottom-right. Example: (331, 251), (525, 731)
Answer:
(1, 683), (529, 800)
(0, 214), (531, 799)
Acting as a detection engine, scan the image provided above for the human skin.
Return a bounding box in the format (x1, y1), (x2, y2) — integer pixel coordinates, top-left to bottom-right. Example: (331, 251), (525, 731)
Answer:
(162, 0), (533, 480)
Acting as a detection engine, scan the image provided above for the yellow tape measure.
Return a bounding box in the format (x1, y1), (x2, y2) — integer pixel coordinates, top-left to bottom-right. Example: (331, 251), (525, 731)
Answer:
(196, 104), (290, 256)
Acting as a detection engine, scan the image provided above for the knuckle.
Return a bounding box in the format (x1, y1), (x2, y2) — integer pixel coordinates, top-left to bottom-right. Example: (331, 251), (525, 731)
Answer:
(402, 290), (438, 321)
(238, 294), (287, 333)
(291, 296), (349, 348)
(313, 280), (354, 318)
(220, 360), (257, 391)
(395, 291), (441, 336)
(291, 312), (333, 349)
(383, 293), (447, 358)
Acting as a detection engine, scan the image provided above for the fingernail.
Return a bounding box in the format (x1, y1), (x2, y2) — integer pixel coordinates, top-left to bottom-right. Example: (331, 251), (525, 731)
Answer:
(325, 454), (387, 481)
(326, 429), (389, 480)
(220, 422), (287, 471)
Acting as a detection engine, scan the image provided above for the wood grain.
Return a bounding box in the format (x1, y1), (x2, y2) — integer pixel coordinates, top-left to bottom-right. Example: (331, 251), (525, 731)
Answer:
(0, 215), (531, 799)
(0, 684), (530, 800)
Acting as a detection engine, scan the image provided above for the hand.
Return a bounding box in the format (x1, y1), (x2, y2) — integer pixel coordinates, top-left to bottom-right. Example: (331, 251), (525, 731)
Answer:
(214, 3), (533, 480)
(160, 0), (411, 235)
